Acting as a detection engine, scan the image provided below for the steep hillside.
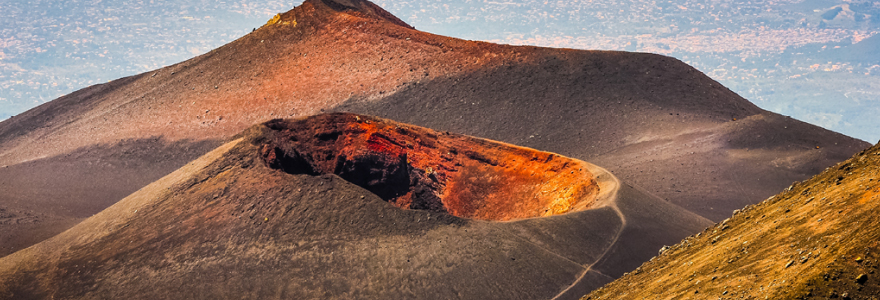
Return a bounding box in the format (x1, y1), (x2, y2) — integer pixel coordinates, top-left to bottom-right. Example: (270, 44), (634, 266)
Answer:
(0, 0), (867, 270)
(337, 62), (868, 221)
(585, 141), (880, 299)
(0, 113), (710, 299)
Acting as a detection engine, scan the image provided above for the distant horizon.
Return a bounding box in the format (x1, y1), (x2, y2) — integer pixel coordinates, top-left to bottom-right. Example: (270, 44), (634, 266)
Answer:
(1, 0), (877, 142)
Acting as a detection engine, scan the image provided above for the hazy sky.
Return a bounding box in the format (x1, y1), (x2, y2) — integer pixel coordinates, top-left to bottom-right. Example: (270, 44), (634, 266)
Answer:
(2, 0), (878, 142)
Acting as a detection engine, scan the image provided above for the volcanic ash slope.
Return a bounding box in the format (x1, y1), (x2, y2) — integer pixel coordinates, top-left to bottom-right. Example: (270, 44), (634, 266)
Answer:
(585, 141), (880, 299)
(0, 0), (868, 257)
(0, 0), (868, 259)
(0, 1), (869, 291)
(0, 113), (708, 300)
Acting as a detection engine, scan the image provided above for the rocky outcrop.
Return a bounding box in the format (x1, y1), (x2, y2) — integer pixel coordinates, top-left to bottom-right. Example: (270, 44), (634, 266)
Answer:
(259, 113), (598, 221)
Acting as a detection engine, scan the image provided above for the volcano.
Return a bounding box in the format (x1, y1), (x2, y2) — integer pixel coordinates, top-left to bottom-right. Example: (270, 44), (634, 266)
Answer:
(0, 113), (710, 299)
(0, 0), (871, 295)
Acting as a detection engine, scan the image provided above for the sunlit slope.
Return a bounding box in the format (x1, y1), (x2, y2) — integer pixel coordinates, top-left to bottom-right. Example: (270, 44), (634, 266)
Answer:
(585, 142), (880, 299)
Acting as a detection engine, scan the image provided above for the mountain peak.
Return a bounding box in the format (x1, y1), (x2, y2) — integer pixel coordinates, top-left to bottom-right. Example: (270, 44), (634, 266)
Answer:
(301, 0), (414, 29)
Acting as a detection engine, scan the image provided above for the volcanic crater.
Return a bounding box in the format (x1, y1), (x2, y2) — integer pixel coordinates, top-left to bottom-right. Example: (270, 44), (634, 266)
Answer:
(0, 111), (715, 299)
(259, 113), (599, 221)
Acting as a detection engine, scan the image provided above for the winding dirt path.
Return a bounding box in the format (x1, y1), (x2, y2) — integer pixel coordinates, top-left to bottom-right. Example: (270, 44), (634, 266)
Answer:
(551, 162), (625, 300)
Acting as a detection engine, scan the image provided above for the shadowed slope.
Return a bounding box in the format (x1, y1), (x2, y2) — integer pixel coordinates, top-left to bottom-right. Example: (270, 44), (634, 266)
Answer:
(0, 114), (709, 299)
(585, 142), (880, 299)
(0, 138), (220, 257)
(336, 60), (869, 221)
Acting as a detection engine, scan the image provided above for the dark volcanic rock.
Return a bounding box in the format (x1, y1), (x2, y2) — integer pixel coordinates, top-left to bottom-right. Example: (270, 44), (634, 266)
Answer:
(258, 114), (599, 220)
(0, 113), (710, 300)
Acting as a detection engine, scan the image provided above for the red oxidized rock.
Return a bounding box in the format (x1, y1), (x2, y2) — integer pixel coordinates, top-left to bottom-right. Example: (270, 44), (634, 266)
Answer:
(260, 113), (599, 221)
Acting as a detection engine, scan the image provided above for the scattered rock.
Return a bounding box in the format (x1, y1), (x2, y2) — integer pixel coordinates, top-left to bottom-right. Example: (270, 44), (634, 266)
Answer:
(659, 245), (670, 255)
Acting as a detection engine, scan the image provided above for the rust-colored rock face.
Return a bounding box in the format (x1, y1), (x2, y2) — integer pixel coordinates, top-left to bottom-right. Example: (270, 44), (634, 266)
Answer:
(260, 113), (598, 220)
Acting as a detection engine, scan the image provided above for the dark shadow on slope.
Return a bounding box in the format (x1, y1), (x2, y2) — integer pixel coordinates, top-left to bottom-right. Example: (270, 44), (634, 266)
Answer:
(0, 137), (221, 257)
(590, 184), (712, 278)
(503, 206), (622, 266)
(334, 52), (869, 221)
(336, 50), (762, 157)
(554, 270), (615, 300)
